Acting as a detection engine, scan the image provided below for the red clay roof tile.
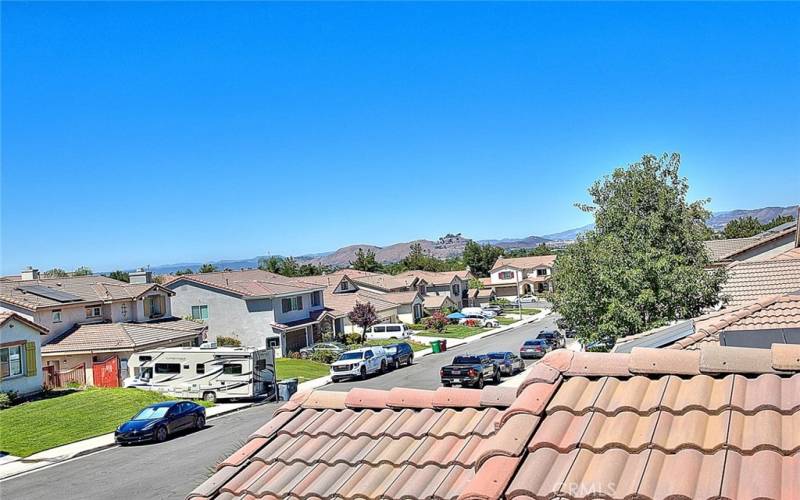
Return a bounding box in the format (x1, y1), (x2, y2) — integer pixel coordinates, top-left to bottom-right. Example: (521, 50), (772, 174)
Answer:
(719, 451), (800, 499)
(629, 347), (701, 375)
(300, 390), (348, 410)
(432, 387), (484, 408)
(539, 349), (574, 372)
(545, 377), (607, 415)
(387, 388), (436, 409)
(591, 376), (669, 415)
(659, 374), (735, 414)
(564, 352), (631, 377)
(700, 344), (776, 373)
(498, 380), (561, 425)
(478, 386), (518, 407)
(772, 343), (800, 371)
(518, 362), (561, 391)
(637, 449), (727, 499)
(650, 410), (731, 453)
(729, 373), (800, 414)
(344, 388), (390, 409)
(458, 455), (521, 500)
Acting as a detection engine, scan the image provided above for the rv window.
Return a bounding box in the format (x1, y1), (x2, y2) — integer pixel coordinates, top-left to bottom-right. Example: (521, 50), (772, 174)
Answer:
(223, 364), (243, 375)
(139, 356), (152, 362)
(196, 364), (205, 374)
(155, 363), (180, 374)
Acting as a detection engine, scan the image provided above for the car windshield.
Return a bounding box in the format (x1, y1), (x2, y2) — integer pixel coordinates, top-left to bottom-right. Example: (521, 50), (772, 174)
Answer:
(487, 353), (506, 359)
(524, 340), (543, 346)
(132, 406), (170, 420)
(338, 352), (364, 361)
(384, 346), (397, 354)
(453, 356), (482, 364)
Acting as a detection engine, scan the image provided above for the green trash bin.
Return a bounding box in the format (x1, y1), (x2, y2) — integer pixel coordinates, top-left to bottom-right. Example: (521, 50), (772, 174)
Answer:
(431, 340), (441, 353)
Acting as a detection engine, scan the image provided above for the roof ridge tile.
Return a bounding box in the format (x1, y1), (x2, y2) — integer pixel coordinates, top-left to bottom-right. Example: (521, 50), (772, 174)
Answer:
(387, 388), (437, 409)
(629, 347), (701, 376)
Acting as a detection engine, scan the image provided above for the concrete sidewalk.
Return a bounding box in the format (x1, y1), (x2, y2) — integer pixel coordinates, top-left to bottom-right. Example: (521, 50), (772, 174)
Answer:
(0, 401), (255, 480)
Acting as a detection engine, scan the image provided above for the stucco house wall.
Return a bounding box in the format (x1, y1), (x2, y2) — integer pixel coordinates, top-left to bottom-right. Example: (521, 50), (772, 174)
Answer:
(0, 316), (44, 396)
(168, 282), (276, 349)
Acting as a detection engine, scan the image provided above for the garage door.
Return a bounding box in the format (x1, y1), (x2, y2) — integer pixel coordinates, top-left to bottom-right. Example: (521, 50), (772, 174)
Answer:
(284, 329), (308, 354)
(494, 286), (517, 297)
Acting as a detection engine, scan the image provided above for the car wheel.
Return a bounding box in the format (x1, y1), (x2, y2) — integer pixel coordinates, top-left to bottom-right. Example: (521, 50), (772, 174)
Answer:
(475, 376), (484, 390)
(407, 355), (413, 366)
(394, 359), (400, 370)
(202, 391), (217, 403)
(380, 360), (387, 374)
(493, 370), (501, 384)
(195, 414), (205, 430)
(154, 426), (168, 443)
(442, 381), (451, 387)
(360, 366), (367, 380)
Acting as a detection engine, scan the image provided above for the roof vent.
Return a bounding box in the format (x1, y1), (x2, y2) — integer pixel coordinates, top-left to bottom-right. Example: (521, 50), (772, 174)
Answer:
(21, 267), (39, 281)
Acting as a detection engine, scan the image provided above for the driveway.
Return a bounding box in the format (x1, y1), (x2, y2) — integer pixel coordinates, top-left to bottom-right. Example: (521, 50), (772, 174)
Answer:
(1, 313), (558, 500)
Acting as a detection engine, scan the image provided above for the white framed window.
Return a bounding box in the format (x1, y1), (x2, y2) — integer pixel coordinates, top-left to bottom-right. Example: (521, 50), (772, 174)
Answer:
(340, 281), (349, 291)
(52, 310), (62, 323)
(191, 305), (209, 320)
(536, 268), (548, 276)
(452, 284), (460, 295)
(0, 345), (23, 378)
(86, 306), (102, 318)
(311, 291), (321, 307)
(281, 296), (303, 313)
(499, 271), (514, 280)
(120, 303), (128, 318)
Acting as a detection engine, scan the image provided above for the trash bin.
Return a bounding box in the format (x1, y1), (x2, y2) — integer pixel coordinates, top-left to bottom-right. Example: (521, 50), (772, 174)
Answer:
(277, 378), (298, 401)
(440, 339), (447, 352)
(431, 340), (441, 354)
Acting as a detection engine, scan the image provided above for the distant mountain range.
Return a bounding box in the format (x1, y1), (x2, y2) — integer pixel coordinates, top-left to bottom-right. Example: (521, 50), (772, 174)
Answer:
(138, 205), (796, 274)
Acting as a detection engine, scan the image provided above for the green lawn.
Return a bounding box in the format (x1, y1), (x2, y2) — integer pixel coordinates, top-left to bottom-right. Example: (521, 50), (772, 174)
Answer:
(0, 388), (212, 458)
(416, 324), (489, 339)
(276, 358), (330, 382)
(496, 316), (519, 325)
(507, 307), (541, 315)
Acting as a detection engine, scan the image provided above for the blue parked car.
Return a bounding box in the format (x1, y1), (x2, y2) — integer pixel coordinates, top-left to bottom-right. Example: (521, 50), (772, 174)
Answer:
(115, 401), (205, 444)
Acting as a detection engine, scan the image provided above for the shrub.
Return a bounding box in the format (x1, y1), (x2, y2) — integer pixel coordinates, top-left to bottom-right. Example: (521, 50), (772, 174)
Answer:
(423, 311), (448, 334)
(408, 323), (426, 331)
(344, 332), (362, 345)
(0, 391), (18, 409)
(66, 381), (82, 390)
(290, 351), (302, 359)
(216, 336), (242, 347)
(310, 350), (338, 364)
(464, 319), (479, 327)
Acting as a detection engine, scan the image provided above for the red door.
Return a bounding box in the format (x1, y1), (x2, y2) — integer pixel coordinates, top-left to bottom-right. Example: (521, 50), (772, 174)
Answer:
(92, 356), (120, 387)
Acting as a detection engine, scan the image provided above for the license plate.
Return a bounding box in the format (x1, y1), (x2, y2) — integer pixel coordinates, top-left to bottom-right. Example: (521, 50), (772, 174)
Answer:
(451, 370), (460, 375)
(451, 379), (460, 383)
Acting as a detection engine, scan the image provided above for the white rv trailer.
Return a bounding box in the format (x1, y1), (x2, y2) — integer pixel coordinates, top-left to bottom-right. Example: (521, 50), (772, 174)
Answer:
(124, 344), (275, 402)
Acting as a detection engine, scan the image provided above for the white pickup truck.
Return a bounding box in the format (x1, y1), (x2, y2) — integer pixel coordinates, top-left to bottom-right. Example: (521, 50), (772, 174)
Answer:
(330, 346), (388, 382)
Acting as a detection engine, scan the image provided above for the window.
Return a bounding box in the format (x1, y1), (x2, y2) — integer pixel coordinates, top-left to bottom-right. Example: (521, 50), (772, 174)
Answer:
(191, 305), (209, 320)
(281, 296), (303, 312)
(311, 291), (321, 307)
(145, 295), (166, 318)
(85, 306), (102, 318)
(340, 281), (349, 291)
(373, 326), (386, 333)
(266, 337), (280, 348)
(52, 310), (62, 323)
(0, 345), (23, 378)
(536, 268), (548, 276)
(222, 364), (243, 375)
(154, 363), (180, 374)
(452, 284), (460, 295)
(139, 355), (152, 362)
(120, 303), (128, 318)
(196, 364), (205, 374)
(498, 271), (514, 280)
(387, 325), (401, 332)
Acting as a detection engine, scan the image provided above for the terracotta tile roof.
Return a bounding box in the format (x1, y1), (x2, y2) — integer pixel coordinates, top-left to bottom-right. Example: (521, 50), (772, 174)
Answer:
(375, 290), (422, 306)
(775, 247), (800, 260)
(41, 318), (206, 354)
(165, 270), (323, 298)
(395, 270), (471, 285)
(321, 290), (398, 318)
(491, 255), (556, 272)
(0, 311), (49, 334)
(422, 294), (454, 309)
(0, 275), (171, 311)
(704, 222), (798, 262)
(188, 346), (800, 500)
(721, 258), (800, 306)
(347, 272), (419, 292)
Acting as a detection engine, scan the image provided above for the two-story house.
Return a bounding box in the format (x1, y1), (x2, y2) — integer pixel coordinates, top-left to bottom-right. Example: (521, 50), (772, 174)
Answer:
(396, 270), (472, 308)
(165, 269), (328, 356)
(0, 268), (205, 386)
(489, 255), (556, 298)
(0, 311), (48, 396)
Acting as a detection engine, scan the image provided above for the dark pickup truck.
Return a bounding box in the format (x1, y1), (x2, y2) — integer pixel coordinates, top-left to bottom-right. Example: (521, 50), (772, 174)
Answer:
(440, 355), (500, 389)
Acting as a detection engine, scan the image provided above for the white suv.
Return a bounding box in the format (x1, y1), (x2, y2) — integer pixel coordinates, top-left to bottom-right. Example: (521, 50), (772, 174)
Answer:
(330, 346), (388, 382)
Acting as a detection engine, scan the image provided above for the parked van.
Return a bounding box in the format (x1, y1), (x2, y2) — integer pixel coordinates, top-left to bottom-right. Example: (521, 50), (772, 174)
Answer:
(124, 345), (275, 403)
(365, 323), (412, 340)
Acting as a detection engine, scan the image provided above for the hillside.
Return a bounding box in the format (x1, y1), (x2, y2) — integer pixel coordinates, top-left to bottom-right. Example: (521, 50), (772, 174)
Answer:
(307, 234), (470, 267)
(706, 206), (796, 230)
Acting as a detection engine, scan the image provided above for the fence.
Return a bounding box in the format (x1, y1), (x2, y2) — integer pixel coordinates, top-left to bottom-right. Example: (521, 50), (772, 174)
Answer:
(42, 363), (87, 389)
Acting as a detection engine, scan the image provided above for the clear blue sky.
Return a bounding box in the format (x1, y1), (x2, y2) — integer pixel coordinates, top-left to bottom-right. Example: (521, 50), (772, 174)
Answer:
(2, 2), (798, 273)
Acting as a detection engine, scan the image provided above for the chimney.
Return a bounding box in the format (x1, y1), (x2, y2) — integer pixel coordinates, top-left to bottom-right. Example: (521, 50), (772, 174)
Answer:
(21, 266), (39, 281)
(129, 268), (152, 284)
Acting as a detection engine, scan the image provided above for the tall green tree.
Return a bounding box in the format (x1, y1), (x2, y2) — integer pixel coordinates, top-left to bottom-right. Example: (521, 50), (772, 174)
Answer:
(462, 241), (503, 277)
(108, 270), (130, 282)
(279, 257), (299, 277)
(73, 266), (92, 276)
(350, 248), (383, 272)
(174, 268), (194, 276)
(258, 256), (283, 273)
(42, 268), (69, 278)
(551, 153), (726, 348)
(198, 263), (218, 273)
(721, 216), (763, 239)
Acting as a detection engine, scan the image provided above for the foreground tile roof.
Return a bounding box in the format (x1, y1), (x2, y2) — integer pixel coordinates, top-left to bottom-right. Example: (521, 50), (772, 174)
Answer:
(775, 247), (800, 260)
(188, 345), (800, 500)
(721, 257), (800, 306)
(41, 317), (206, 354)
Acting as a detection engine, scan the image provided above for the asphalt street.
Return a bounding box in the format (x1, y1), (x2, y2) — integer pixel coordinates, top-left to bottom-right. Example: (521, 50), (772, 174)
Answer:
(1, 313), (557, 500)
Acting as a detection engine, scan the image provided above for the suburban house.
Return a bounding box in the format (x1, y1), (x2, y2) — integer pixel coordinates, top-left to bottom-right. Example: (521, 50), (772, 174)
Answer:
(0, 268), (198, 387)
(165, 269), (328, 356)
(0, 312), (47, 396)
(703, 218), (798, 265)
(422, 294), (458, 313)
(489, 254), (557, 298)
(189, 346), (800, 500)
(396, 270), (472, 307)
